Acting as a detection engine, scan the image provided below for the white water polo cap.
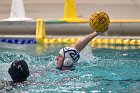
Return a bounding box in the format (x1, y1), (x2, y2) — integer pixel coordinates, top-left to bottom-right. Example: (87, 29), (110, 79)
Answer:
(59, 47), (80, 67)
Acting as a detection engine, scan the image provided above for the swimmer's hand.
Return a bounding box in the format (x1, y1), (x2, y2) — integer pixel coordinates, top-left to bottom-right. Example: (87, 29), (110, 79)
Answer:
(95, 26), (109, 34)
(93, 31), (103, 36)
(95, 28), (108, 35)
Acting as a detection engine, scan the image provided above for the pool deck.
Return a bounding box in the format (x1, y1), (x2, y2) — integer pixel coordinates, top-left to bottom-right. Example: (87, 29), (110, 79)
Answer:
(0, 0), (140, 20)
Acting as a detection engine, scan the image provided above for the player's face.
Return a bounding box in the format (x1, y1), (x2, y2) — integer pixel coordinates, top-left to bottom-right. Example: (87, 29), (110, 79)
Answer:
(56, 54), (64, 68)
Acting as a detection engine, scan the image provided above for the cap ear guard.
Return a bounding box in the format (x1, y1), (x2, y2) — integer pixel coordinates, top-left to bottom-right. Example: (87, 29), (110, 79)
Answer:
(63, 58), (73, 67)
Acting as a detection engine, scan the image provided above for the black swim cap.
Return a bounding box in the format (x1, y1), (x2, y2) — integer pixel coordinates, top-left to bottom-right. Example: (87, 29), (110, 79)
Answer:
(8, 60), (29, 82)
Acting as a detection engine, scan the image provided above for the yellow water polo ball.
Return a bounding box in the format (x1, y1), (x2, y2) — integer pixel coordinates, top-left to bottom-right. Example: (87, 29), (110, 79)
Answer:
(89, 11), (110, 32)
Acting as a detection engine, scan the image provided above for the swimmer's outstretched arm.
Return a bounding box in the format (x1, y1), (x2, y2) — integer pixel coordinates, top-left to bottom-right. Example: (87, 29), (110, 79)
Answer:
(73, 31), (101, 52)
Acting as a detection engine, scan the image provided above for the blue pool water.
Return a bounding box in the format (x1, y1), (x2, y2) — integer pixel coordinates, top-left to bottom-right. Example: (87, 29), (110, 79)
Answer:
(0, 43), (140, 93)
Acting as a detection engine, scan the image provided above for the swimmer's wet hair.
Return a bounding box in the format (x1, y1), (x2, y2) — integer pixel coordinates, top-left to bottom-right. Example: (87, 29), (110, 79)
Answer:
(8, 60), (29, 82)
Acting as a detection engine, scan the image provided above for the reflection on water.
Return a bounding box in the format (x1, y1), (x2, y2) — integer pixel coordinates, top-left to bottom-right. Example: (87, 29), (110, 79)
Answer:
(0, 43), (140, 93)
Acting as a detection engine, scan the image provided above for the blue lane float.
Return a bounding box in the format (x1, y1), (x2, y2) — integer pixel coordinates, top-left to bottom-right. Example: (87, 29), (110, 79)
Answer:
(0, 38), (36, 44)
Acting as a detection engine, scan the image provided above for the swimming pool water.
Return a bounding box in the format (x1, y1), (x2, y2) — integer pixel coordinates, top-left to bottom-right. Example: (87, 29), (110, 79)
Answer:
(0, 43), (140, 93)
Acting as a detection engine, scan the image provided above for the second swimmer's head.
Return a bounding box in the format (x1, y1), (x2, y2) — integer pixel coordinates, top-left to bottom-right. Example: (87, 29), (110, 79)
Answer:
(8, 60), (29, 82)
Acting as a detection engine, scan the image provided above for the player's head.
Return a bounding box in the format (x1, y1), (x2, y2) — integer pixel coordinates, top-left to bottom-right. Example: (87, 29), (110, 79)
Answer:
(8, 60), (29, 82)
(56, 47), (80, 70)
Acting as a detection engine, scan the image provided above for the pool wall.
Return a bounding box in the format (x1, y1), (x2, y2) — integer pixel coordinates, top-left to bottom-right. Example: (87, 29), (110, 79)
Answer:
(0, 21), (140, 37)
(0, 0), (140, 37)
